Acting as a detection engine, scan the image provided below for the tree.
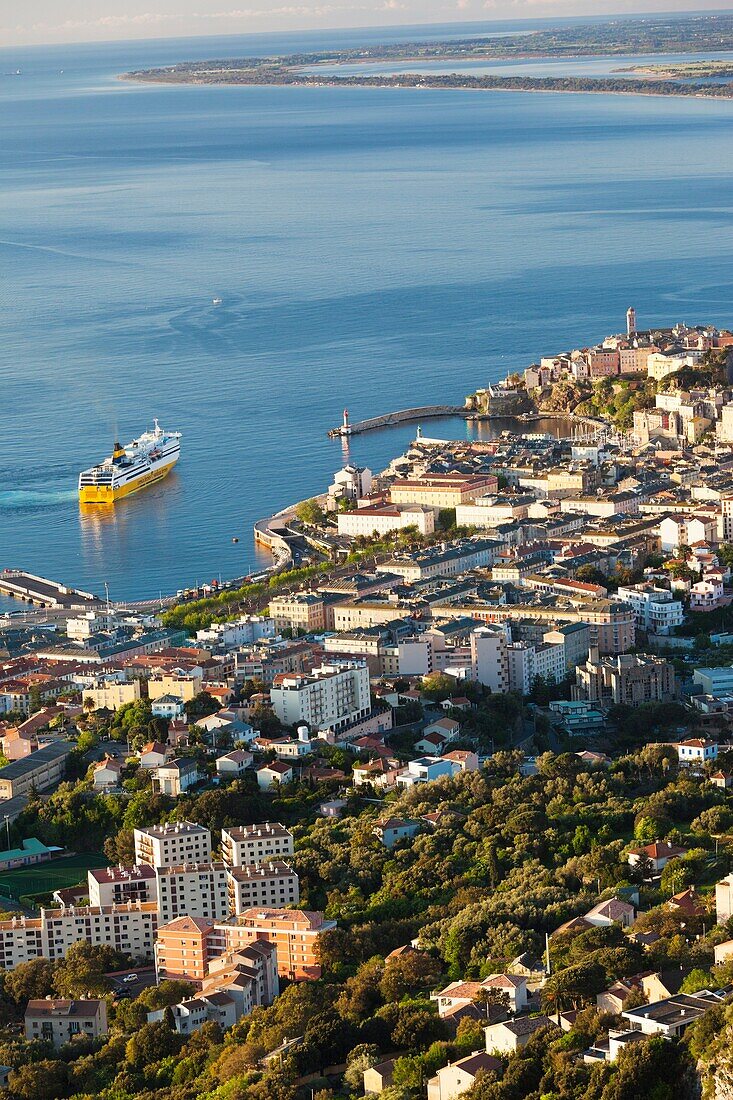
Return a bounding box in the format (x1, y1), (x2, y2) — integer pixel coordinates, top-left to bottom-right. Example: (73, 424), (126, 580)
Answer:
(344, 1044), (381, 1091)
(473, 986), (510, 1020)
(125, 1020), (183, 1067)
(379, 952), (442, 1002)
(631, 853), (654, 883)
(296, 498), (325, 526)
(599, 1034), (693, 1100)
(4, 958), (54, 1003)
(8, 1060), (69, 1100)
(541, 960), (606, 1012)
(53, 942), (121, 998)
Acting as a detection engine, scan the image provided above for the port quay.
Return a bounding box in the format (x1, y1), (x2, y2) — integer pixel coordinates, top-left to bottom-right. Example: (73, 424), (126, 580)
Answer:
(2, 401), (603, 613)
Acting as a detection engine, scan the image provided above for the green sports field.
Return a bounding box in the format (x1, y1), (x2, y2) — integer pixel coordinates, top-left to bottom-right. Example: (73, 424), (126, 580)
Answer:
(0, 853), (108, 903)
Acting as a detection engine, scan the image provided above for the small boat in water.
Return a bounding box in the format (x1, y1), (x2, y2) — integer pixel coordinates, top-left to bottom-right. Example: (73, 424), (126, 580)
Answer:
(212, 297), (223, 306)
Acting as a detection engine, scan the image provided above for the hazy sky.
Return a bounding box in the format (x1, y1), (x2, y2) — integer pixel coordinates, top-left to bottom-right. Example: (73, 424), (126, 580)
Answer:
(2, 1), (729, 48)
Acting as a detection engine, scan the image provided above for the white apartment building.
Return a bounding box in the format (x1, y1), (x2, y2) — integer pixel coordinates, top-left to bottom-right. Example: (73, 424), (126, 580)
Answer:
(156, 862), (230, 924)
(270, 662), (371, 735)
(195, 616), (275, 650)
(507, 641), (565, 695)
(0, 903), (160, 970)
(66, 611), (118, 641)
(226, 861), (299, 913)
(221, 823), (294, 867)
(615, 584), (684, 635)
(88, 865), (157, 908)
(470, 627), (510, 693)
(134, 822), (212, 869)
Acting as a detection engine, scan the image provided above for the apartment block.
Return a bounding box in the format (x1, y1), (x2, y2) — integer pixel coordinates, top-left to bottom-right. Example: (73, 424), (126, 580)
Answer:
(221, 823), (294, 867)
(155, 915), (221, 983)
(147, 669), (203, 703)
(226, 861), (299, 913)
(270, 661), (371, 735)
(269, 592), (328, 634)
(134, 822), (212, 869)
(615, 584), (685, 636)
(156, 862), (230, 924)
(87, 679), (141, 712)
(470, 627), (510, 693)
(217, 908), (337, 980)
(0, 903), (159, 970)
(87, 865), (157, 908)
(573, 649), (676, 708)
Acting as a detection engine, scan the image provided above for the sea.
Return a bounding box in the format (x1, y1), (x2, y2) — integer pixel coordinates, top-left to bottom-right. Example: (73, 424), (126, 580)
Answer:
(3, 19), (733, 601)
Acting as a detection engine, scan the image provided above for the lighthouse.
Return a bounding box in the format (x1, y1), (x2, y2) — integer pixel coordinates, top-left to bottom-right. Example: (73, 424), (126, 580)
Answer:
(341, 408), (352, 436)
(626, 307), (637, 338)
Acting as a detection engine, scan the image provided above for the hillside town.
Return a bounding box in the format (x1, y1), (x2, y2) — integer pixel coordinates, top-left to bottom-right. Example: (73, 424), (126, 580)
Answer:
(6, 316), (733, 1097)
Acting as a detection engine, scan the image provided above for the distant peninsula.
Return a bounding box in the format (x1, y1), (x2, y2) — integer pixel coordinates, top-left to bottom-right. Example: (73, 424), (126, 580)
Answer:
(125, 13), (733, 99)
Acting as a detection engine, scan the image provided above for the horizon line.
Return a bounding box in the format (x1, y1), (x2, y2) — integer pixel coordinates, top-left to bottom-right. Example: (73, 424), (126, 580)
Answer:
(3, 6), (733, 54)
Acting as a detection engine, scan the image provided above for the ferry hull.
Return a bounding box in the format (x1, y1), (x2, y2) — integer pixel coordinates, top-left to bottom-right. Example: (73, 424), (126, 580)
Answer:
(79, 458), (177, 505)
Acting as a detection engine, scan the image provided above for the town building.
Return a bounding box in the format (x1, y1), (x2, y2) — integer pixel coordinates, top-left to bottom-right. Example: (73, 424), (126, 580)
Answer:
(216, 908), (337, 980)
(389, 473), (498, 509)
(151, 757), (200, 796)
(270, 662), (371, 735)
(156, 862), (230, 923)
(337, 503), (435, 538)
(572, 649), (675, 708)
(427, 1052), (503, 1100)
(615, 583), (684, 635)
(226, 861), (299, 912)
(0, 742), (72, 800)
(470, 627), (510, 693)
(134, 822), (212, 869)
(25, 999), (108, 1047)
(221, 823), (294, 867)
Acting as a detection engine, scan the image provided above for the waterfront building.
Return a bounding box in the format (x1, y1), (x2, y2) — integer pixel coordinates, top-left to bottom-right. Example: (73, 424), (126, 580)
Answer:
(389, 473), (498, 509)
(337, 502), (435, 538)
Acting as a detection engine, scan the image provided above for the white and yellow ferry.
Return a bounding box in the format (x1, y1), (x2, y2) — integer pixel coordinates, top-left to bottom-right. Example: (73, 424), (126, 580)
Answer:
(78, 420), (182, 504)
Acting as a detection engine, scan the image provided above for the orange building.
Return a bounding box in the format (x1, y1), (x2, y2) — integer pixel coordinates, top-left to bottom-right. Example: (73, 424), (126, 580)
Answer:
(155, 908), (338, 984)
(154, 915), (220, 983)
(217, 908), (337, 980)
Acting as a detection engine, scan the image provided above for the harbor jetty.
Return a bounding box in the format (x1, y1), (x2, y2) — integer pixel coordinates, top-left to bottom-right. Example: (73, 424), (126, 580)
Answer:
(329, 405), (467, 437)
(0, 570), (102, 609)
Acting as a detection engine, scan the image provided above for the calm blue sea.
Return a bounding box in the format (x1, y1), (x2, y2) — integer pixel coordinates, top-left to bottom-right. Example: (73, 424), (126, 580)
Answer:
(2, 22), (733, 600)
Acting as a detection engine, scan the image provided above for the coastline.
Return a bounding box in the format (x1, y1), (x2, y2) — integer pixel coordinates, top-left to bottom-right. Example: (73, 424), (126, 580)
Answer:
(120, 71), (733, 103)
